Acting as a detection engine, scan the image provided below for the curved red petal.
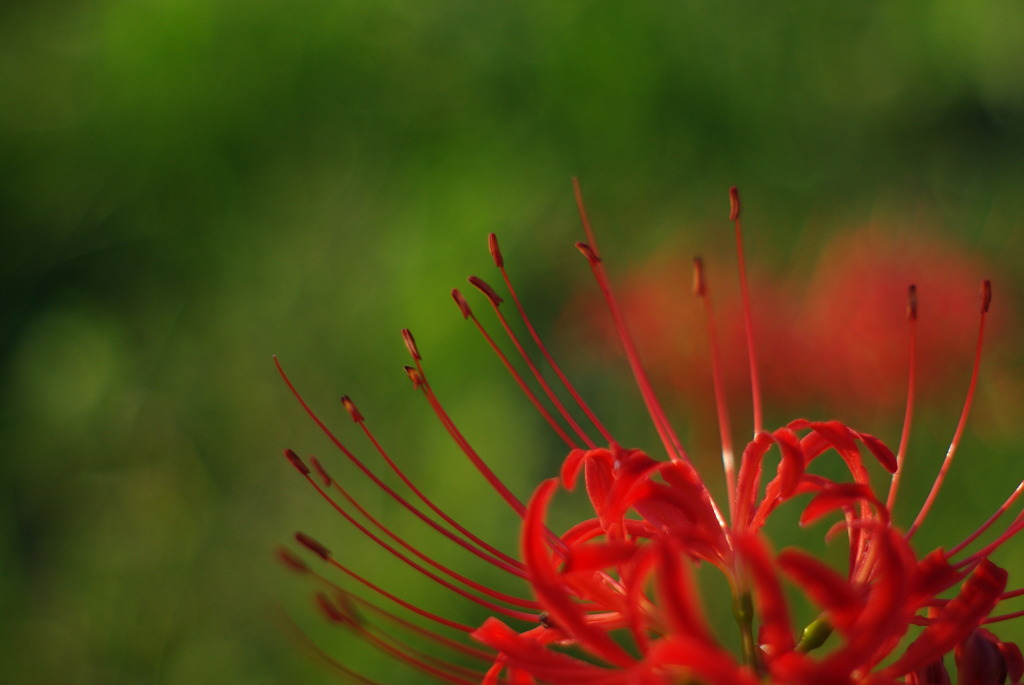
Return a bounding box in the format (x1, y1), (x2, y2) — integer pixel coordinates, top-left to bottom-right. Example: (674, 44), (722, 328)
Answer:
(646, 636), (759, 685)
(855, 431), (898, 474)
(735, 533), (795, 654)
(777, 549), (863, 632)
(884, 560), (1008, 677)
(800, 482), (886, 527)
(473, 618), (626, 684)
(654, 540), (717, 647)
(735, 432), (774, 528)
(522, 479), (635, 668)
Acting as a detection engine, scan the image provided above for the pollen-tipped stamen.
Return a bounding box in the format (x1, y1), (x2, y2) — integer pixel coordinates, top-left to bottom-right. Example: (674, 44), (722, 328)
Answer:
(468, 274), (599, 448)
(308, 455), (540, 609)
(291, 455), (540, 619)
(341, 394), (525, 573)
(277, 359), (522, 574)
(401, 333), (528, 517)
(282, 538), (478, 633)
(453, 284), (585, 449)
(572, 179), (690, 466)
(730, 187), (764, 436)
(886, 284), (918, 512)
(487, 232), (617, 446)
(693, 256), (738, 521)
(907, 280), (992, 539)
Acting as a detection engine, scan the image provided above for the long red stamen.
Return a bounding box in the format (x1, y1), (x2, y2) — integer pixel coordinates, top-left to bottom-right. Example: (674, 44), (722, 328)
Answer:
(488, 232), (617, 446)
(291, 457), (539, 618)
(949, 479), (1024, 558)
(280, 555), (488, 679)
(306, 455), (539, 609)
(572, 179), (689, 465)
(694, 256), (737, 521)
(402, 332), (528, 517)
(292, 534), (477, 632)
(468, 275), (600, 448)
(887, 284), (918, 512)
(907, 280), (991, 539)
(956, 508), (1024, 570)
(342, 395), (525, 573)
(453, 285), (586, 449)
(288, 629), (386, 685)
(281, 547), (499, 656)
(296, 526), (538, 623)
(317, 600), (488, 685)
(339, 587), (498, 662)
(984, 609), (1024, 624)
(319, 599), (484, 685)
(730, 187), (763, 436)
(277, 357), (522, 574)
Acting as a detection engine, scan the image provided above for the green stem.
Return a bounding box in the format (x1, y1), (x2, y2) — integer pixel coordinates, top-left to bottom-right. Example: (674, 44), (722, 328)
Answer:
(733, 591), (758, 671)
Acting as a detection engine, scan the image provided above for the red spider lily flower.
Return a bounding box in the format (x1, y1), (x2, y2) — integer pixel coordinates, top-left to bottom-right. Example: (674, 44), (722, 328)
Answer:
(277, 182), (1024, 685)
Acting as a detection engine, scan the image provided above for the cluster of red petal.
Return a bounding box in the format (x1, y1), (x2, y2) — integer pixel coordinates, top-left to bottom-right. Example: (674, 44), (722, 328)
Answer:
(278, 186), (1024, 685)
(474, 436), (1021, 685)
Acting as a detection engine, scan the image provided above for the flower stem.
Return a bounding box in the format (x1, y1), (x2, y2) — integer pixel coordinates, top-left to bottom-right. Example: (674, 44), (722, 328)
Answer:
(733, 591), (758, 671)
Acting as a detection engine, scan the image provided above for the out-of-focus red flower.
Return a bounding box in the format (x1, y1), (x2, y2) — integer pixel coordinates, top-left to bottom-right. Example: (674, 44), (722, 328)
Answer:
(278, 184), (1024, 684)
(801, 228), (1010, 417)
(567, 224), (1012, 425)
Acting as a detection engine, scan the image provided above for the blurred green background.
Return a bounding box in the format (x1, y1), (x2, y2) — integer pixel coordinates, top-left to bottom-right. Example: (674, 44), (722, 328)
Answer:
(3, 1), (1024, 683)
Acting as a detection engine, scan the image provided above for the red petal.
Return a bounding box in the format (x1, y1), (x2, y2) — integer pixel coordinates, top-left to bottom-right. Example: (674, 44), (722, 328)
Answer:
(777, 549), (863, 632)
(735, 533), (795, 654)
(734, 432), (773, 528)
(600, 449), (663, 527)
(473, 618), (626, 684)
(521, 479), (635, 668)
(584, 452), (616, 526)
(771, 427), (806, 498)
(884, 560), (1008, 677)
(908, 549), (964, 608)
(562, 541), (636, 574)
(800, 482), (886, 527)
(855, 431), (898, 474)
(646, 636), (759, 685)
(654, 540), (716, 647)
(560, 448), (591, 490)
(807, 420), (869, 484)
(823, 527), (913, 674)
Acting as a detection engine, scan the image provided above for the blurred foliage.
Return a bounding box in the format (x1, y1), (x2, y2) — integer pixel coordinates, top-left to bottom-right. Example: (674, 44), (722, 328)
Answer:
(2, 1), (1023, 683)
